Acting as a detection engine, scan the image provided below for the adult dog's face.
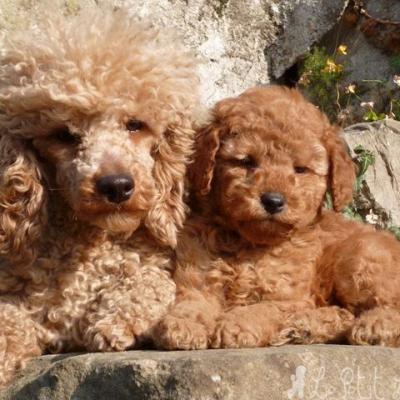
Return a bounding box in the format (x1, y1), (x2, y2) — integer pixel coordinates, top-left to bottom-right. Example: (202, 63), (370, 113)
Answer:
(192, 86), (355, 245)
(32, 114), (161, 233)
(0, 9), (199, 241)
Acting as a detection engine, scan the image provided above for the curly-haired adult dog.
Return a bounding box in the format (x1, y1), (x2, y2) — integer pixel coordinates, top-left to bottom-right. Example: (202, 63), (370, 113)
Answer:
(0, 8), (199, 385)
(155, 85), (400, 350)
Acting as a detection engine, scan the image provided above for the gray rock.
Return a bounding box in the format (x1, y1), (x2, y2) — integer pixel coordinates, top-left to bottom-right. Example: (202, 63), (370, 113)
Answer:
(2, 345), (400, 400)
(266, 0), (349, 79)
(340, 0), (400, 84)
(0, 0), (349, 104)
(322, 0), (400, 122)
(344, 119), (400, 228)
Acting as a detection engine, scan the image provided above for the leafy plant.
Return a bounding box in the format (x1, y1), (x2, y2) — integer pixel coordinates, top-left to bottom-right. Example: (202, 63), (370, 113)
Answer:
(390, 99), (400, 120)
(299, 47), (345, 121)
(353, 144), (375, 191)
(340, 145), (374, 221)
(390, 55), (400, 74)
(299, 46), (400, 125)
(363, 109), (386, 122)
(389, 225), (400, 241)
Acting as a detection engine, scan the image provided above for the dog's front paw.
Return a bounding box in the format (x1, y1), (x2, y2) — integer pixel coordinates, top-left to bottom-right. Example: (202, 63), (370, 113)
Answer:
(212, 316), (262, 349)
(349, 309), (400, 346)
(84, 322), (136, 352)
(153, 315), (209, 350)
(273, 322), (312, 346)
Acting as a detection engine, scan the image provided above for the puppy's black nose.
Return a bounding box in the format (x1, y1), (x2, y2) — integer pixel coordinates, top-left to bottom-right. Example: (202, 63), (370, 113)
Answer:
(96, 174), (134, 204)
(261, 192), (285, 214)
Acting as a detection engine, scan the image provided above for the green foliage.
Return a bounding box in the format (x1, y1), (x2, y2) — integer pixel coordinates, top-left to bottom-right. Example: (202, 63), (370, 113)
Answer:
(300, 46), (400, 125)
(299, 47), (344, 120)
(389, 226), (400, 241)
(353, 145), (375, 191)
(390, 55), (400, 74)
(339, 145), (374, 221)
(362, 109), (386, 122)
(391, 99), (400, 121)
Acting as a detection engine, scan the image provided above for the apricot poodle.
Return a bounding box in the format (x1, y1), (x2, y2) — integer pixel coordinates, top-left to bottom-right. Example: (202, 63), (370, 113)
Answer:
(0, 8), (200, 386)
(155, 85), (400, 350)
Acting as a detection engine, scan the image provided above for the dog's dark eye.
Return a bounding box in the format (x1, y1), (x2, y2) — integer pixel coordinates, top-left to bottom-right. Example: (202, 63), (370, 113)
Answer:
(294, 166), (307, 174)
(126, 119), (145, 132)
(53, 127), (80, 144)
(236, 156), (257, 169)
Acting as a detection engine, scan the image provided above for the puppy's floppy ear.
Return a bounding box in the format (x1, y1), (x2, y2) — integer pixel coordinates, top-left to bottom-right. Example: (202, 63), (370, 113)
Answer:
(190, 121), (222, 196)
(0, 135), (47, 265)
(145, 124), (194, 249)
(324, 126), (356, 211)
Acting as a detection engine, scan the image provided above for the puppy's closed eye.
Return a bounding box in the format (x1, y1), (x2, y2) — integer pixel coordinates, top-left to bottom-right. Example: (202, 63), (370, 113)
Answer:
(232, 156), (257, 169)
(294, 166), (308, 174)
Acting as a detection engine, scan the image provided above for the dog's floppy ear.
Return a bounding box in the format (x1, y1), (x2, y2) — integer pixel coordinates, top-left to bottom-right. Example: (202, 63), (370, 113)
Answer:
(145, 124), (194, 248)
(190, 121), (222, 197)
(324, 126), (356, 211)
(0, 135), (47, 265)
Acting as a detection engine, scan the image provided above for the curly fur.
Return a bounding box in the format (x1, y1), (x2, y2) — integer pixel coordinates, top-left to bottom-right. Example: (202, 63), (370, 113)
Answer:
(154, 85), (400, 350)
(0, 7), (200, 386)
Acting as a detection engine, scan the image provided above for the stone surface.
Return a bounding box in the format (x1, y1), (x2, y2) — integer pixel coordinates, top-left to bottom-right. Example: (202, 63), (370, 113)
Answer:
(2, 345), (400, 400)
(0, 0), (348, 104)
(344, 119), (400, 227)
(322, 0), (400, 121)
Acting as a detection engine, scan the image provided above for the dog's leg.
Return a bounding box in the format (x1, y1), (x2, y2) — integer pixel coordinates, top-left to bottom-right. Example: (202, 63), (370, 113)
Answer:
(325, 230), (400, 346)
(153, 289), (222, 350)
(211, 301), (310, 349)
(272, 306), (354, 345)
(0, 303), (41, 388)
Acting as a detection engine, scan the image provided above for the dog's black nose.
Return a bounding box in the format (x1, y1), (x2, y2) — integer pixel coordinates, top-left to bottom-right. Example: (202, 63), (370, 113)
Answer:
(96, 174), (134, 204)
(260, 192), (285, 214)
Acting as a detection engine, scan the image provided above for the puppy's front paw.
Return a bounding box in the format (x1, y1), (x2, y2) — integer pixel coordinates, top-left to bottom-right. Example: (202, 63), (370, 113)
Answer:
(349, 309), (400, 346)
(273, 322), (312, 346)
(212, 316), (262, 349)
(154, 315), (208, 350)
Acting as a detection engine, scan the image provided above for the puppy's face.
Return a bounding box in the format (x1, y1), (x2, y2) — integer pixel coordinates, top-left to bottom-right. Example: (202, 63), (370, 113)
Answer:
(213, 126), (328, 243)
(193, 86), (355, 245)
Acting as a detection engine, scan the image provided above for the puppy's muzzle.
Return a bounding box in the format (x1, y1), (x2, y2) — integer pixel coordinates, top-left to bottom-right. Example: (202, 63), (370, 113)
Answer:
(96, 174), (135, 204)
(260, 192), (285, 214)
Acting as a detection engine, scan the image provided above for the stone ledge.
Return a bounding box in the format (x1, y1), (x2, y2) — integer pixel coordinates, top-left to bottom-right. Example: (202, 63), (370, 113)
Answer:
(1, 345), (399, 400)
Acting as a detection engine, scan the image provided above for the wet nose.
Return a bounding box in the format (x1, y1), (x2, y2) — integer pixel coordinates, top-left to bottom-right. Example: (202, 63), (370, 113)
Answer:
(96, 174), (134, 204)
(260, 192), (285, 214)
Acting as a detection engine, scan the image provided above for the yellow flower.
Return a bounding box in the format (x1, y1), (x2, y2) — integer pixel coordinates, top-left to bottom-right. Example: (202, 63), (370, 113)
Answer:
(298, 72), (310, 86)
(345, 84), (356, 94)
(323, 58), (343, 73)
(337, 44), (348, 55)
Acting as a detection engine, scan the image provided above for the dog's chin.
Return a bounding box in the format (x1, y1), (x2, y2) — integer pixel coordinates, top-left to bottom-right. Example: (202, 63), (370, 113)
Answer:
(90, 212), (142, 234)
(235, 219), (294, 246)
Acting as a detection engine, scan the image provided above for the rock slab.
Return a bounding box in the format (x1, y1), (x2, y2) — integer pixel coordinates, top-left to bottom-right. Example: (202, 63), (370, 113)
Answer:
(0, 0), (349, 104)
(344, 119), (400, 227)
(2, 345), (400, 400)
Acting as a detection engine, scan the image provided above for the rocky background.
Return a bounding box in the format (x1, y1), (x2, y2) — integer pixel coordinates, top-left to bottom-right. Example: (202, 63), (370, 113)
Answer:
(1, 0), (400, 399)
